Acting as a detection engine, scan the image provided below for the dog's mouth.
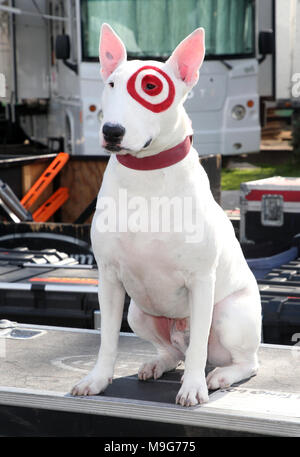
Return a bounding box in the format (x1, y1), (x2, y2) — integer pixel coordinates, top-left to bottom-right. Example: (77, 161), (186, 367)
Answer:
(104, 143), (124, 153)
(103, 138), (152, 154)
(103, 140), (133, 153)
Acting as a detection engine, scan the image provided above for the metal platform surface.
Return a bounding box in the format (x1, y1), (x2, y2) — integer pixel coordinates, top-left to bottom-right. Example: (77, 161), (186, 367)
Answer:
(0, 323), (299, 437)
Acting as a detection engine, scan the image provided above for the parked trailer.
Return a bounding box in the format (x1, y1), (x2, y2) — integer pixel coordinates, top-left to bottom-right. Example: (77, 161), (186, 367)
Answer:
(0, 0), (275, 156)
(274, 0), (300, 107)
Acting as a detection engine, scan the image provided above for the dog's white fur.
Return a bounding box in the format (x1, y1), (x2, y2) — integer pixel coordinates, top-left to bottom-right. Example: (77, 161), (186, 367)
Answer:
(71, 24), (261, 406)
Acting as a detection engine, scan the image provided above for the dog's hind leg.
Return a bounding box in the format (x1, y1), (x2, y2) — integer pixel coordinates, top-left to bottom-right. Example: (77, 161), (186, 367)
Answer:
(206, 287), (261, 390)
(127, 300), (184, 380)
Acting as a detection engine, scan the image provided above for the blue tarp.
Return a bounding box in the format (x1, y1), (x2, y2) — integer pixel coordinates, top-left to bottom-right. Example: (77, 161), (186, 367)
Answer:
(246, 247), (298, 280)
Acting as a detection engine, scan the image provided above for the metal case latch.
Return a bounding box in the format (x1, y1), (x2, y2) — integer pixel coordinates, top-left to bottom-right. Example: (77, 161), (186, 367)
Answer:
(261, 194), (284, 227)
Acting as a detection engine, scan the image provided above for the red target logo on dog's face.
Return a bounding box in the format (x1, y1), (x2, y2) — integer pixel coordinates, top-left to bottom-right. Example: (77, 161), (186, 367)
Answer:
(127, 66), (175, 113)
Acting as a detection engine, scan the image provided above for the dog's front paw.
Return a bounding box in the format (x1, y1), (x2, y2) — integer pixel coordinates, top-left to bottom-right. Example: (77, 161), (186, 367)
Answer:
(71, 372), (112, 396)
(176, 372), (209, 406)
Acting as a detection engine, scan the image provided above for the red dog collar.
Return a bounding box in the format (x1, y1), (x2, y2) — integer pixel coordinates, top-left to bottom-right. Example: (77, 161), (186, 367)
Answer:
(116, 136), (192, 171)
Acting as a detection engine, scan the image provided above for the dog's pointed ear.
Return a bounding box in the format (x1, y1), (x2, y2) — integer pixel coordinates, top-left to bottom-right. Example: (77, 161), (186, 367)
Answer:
(99, 23), (127, 81)
(166, 28), (205, 86)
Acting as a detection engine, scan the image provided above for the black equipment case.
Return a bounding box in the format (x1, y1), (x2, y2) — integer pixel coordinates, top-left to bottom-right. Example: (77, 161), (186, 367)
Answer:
(0, 247), (130, 330)
(259, 255), (300, 345)
(240, 176), (300, 244)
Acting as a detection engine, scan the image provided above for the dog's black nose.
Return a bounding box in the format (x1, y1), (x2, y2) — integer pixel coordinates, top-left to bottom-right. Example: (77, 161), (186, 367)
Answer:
(102, 123), (125, 142)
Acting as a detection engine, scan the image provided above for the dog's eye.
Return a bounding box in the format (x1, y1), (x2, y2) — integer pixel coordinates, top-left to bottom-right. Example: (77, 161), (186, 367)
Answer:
(146, 83), (156, 90)
(141, 74), (163, 96)
(108, 81), (114, 88)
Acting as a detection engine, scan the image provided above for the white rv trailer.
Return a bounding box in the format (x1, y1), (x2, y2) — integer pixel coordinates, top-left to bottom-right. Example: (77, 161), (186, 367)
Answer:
(274, 0), (300, 107)
(0, 0), (278, 156)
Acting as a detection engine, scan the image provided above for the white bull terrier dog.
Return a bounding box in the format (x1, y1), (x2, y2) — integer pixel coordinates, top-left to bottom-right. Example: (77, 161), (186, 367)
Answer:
(71, 23), (261, 406)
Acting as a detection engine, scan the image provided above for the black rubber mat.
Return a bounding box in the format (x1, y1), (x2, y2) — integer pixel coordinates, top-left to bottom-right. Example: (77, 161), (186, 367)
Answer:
(101, 371), (183, 404)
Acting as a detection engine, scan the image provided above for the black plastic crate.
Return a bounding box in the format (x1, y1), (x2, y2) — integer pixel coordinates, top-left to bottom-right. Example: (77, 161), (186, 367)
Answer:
(261, 294), (300, 345)
(0, 248), (130, 330)
(259, 256), (300, 345)
(258, 256), (300, 288)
